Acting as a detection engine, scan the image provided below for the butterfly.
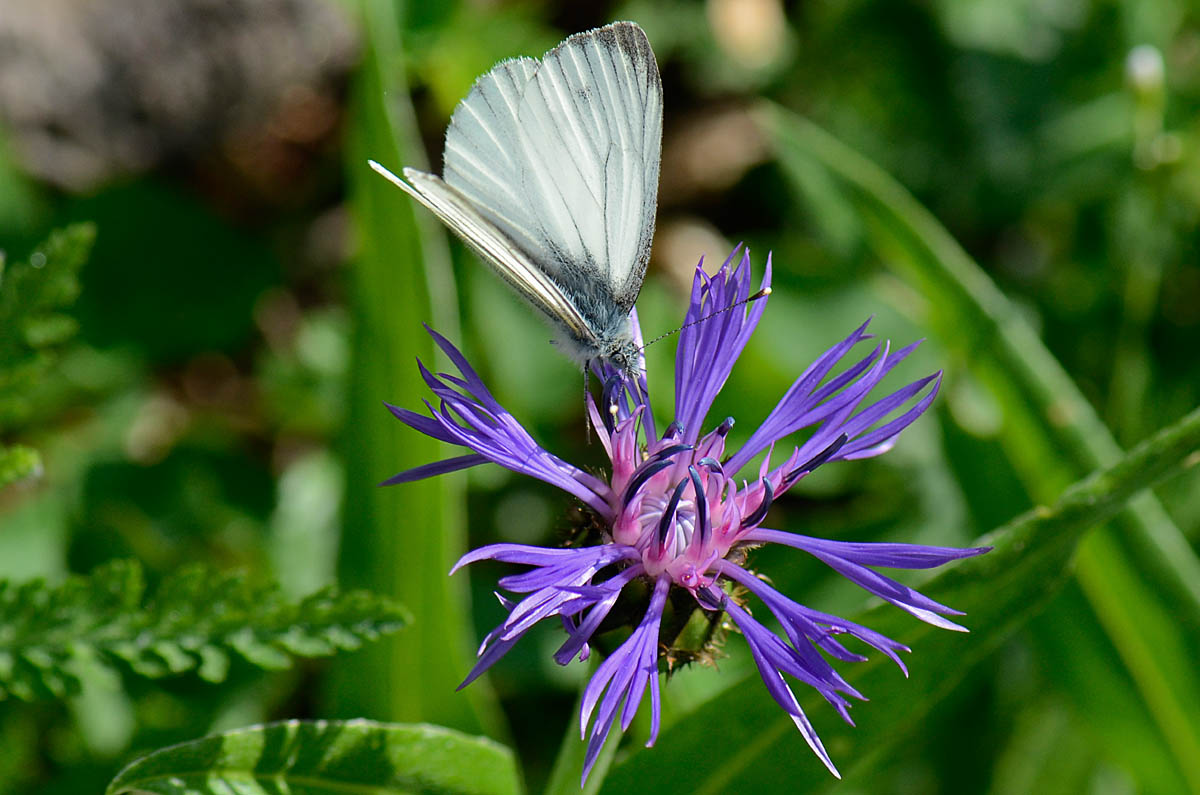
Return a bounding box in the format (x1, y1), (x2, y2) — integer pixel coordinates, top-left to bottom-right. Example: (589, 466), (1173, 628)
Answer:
(369, 21), (662, 380)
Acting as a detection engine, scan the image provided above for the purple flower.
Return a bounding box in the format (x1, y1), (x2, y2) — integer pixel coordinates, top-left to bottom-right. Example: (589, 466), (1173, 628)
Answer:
(385, 248), (990, 783)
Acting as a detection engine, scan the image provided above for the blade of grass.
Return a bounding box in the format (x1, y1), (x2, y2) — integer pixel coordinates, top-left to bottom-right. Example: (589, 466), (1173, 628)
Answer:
(331, 0), (503, 739)
(602, 404), (1200, 793)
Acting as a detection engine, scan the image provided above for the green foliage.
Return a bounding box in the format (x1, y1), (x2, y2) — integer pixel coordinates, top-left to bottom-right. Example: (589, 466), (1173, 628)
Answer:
(333, 0), (501, 739)
(2, 2), (1199, 793)
(764, 105), (1200, 617)
(106, 720), (521, 795)
(63, 182), (281, 361)
(0, 224), (92, 487)
(0, 224), (91, 395)
(0, 559), (409, 702)
(763, 107), (1200, 791)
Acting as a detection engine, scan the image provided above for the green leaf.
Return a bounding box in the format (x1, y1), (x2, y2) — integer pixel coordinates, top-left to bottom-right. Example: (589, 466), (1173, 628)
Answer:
(0, 559), (409, 701)
(761, 104), (1200, 790)
(331, 0), (502, 738)
(106, 720), (522, 795)
(602, 404), (1200, 793)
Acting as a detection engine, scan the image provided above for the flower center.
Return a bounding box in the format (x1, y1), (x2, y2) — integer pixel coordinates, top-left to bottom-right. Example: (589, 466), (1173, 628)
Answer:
(612, 462), (724, 589)
(641, 491), (698, 555)
(607, 415), (737, 588)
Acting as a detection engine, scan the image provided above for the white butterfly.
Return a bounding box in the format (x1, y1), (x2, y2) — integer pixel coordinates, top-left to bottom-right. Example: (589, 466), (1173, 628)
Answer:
(369, 21), (662, 379)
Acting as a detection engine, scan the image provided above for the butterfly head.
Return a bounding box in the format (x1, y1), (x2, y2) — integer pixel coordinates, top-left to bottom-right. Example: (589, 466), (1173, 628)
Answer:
(599, 332), (643, 383)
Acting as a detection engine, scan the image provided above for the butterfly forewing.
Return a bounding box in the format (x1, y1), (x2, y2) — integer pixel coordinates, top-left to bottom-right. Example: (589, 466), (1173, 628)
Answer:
(518, 22), (662, 312)
(441, 22), (662, 316)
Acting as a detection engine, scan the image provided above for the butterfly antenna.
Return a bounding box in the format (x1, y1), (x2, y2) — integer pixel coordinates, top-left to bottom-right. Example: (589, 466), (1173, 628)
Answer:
(639, 286), (772, 352)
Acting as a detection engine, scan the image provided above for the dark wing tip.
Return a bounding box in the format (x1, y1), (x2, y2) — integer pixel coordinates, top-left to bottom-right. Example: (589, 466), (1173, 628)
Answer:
(554, 21), (655, 67)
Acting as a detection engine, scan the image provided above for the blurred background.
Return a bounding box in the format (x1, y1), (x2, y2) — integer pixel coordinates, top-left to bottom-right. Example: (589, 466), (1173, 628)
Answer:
(2, 0), (1199, 793)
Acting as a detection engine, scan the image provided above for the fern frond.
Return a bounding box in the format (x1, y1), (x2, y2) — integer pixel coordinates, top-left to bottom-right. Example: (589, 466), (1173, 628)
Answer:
(0, 224), (93, 415)
(0, 224), (94, 486)
(0, 559), (409, 701)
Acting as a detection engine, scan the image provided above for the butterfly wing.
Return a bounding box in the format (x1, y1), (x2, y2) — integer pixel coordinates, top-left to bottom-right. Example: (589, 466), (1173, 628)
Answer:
(368, 161), (595, 344)
(437, 58), (547, 271)
(442, 22), (662, 316)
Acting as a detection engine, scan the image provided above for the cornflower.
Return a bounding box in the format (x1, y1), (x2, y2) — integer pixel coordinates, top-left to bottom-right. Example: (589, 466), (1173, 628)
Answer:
(385, 247), (989, 783)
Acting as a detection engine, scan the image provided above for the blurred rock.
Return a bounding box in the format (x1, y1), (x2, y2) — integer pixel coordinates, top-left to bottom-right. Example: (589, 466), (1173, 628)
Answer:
(659, 105), (768, 205)
(0, 0), (357, 193)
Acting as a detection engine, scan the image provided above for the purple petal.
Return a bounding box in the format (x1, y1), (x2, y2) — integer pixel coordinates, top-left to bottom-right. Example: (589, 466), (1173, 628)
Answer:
(717, 563), (862, 692)
(425, 325), (503, 409)
(838, 373), (942, 459)
(454, 546), (641, 689)
(380, 453), (488, 486)
(715, 560), (910, 673)
(832, 370), (937, 445)
(674, 248), (772, 442)
(719, 588), (862, 711)
(724, 320), (873, 472)
(795, 605), (913, 676)
(452, 543), (636, 576)
(579, 577), (669, 784)
(458, 632), (521, 690)
(726, 327), (938, 477)
(554, 567), (643, 664)
(747, 529), (974, 631)
(387, 332), (614, 514)
(747, 529), (991, 569)
(722, 600), (842, 778)
(386, 402), (460, 444)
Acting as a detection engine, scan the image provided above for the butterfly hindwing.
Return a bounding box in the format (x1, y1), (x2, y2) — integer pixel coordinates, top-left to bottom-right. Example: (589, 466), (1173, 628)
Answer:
(368, 161), (594, 343)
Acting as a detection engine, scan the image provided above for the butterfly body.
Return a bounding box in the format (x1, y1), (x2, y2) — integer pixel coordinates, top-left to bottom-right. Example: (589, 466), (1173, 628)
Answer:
(370, 21), (662, 380)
